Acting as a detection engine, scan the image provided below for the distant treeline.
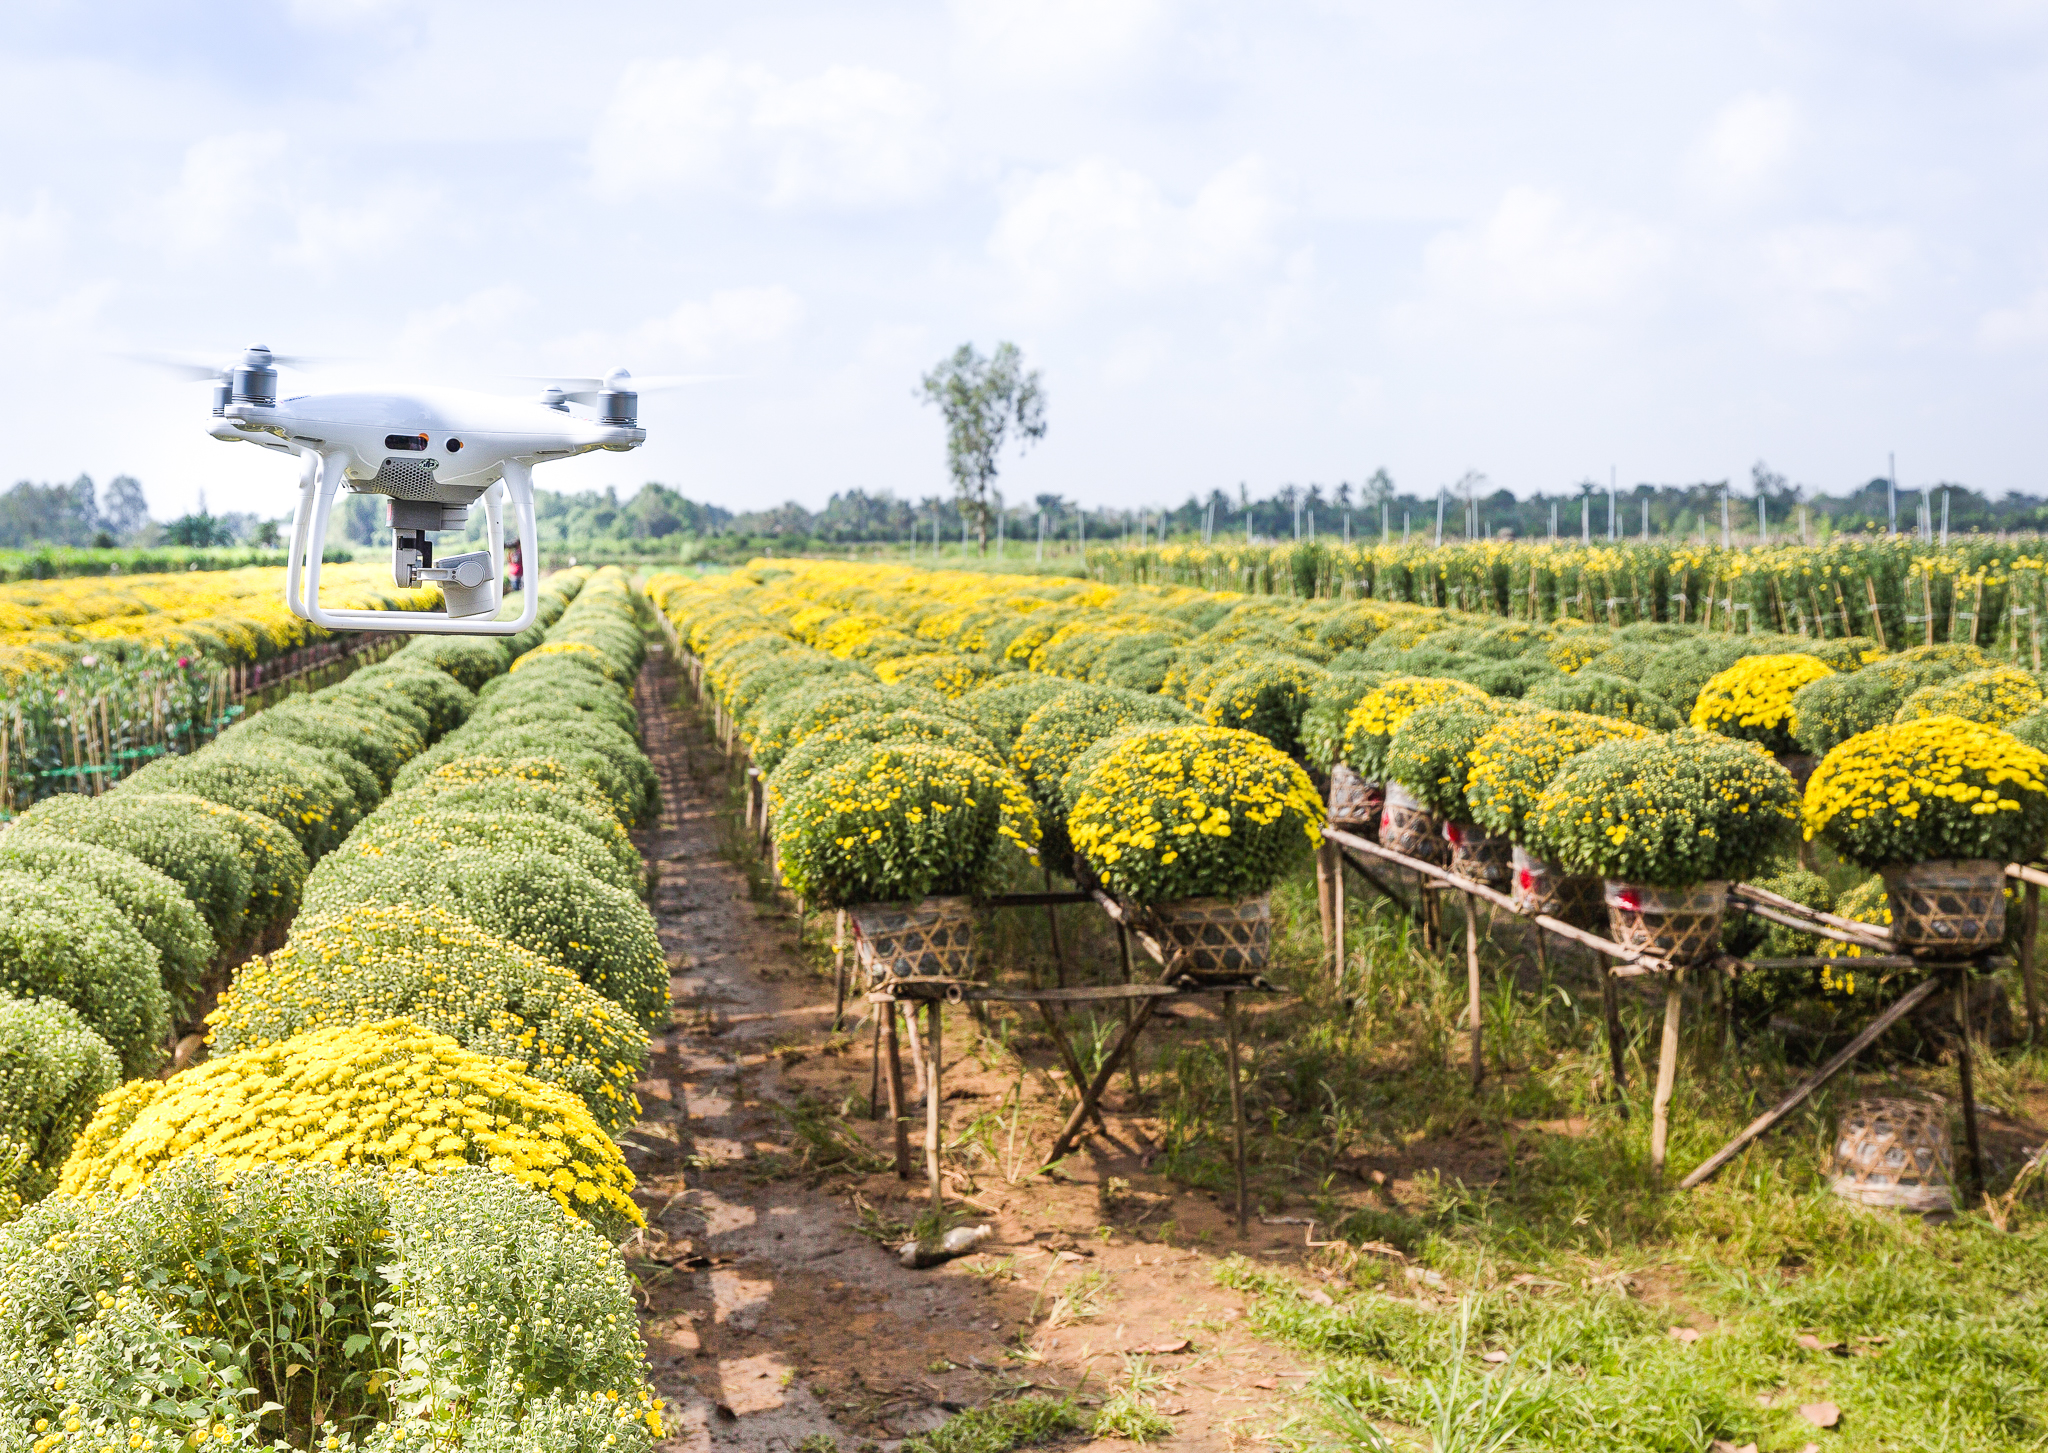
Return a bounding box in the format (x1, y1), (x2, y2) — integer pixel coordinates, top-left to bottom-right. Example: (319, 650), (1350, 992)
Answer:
(13, 461), (2044, 565)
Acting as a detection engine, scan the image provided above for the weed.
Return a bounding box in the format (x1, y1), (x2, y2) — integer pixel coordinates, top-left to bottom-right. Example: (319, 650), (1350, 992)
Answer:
(768, 1093), (891, 1175)
(1092, 1357), (1175, 1443)
(898, 1394), (1089, 1453)
(794, 1437), (839, 1453)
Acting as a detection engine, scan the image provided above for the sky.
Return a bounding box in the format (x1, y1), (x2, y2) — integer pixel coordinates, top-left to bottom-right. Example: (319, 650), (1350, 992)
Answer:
(5, 0), (2048, 521)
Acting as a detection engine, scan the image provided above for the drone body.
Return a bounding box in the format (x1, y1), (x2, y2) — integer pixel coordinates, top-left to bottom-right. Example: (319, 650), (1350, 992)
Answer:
(202, 346), (649, 636)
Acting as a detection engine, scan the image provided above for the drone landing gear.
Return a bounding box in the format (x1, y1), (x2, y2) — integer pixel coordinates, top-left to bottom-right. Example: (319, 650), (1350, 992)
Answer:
(286, 452), (541, 637)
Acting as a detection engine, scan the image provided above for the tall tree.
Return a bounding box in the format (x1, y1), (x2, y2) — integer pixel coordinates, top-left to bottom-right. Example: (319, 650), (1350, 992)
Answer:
(918, 342), (1048, 552)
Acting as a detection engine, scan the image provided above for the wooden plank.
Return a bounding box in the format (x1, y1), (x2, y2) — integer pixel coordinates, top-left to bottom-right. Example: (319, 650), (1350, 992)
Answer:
(1729, 883), (1893, 948)
(1735, 900), (1892, 951)
(1324, 827), (1681, 979)
(1677, 974), (1944, 1189)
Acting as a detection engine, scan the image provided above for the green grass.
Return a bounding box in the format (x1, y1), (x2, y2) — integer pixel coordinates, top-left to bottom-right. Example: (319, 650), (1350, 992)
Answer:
(1177, 871), (2048, 1451)
(899, 1394), (1090, 1452)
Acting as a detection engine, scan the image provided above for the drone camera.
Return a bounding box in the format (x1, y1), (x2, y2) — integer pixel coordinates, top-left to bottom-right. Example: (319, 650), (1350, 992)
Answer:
(387, 499), (495, 617)
(384, 433), (431, 451)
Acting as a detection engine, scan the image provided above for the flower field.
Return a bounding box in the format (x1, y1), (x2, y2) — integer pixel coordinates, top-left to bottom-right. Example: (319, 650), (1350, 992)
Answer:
(651, 554), (2048, 1035)
(6, 548), (2048, 1449)
(0, 565), (673, 1450)
(1088, 535), (2048, 662)
(1, 566), (451, 816)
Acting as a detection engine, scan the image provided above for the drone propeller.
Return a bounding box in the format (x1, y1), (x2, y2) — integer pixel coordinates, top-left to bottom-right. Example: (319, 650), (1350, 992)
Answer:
(120, 347), (333, 382)
(511, 369), (734, 405)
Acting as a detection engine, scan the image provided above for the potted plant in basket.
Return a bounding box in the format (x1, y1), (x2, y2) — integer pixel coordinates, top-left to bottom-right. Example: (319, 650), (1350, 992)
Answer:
(1384, 698), (1522, 885)
(1803, 715), (2048, 957)
(1523, 731), (1798, 961)
(1069, 725), (1324, 982)
(1340, 676), (1492, 864)
(777, 742), (1041, 979)
(1690, 653), (1838, 784)
(1463, 709), (1651, 922)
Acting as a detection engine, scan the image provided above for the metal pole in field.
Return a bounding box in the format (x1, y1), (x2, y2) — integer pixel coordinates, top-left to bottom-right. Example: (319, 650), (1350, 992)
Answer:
(1435, 493), (1444, 547)
(1941, 488), (1950, 546)
(1889, 453), (1898, 536)
(1550, 499), (1557, 539)
(1641, 491), (1649, 542)
(1721, 486), (1732, 550)
(1382, 499), (1389, 543)
(1581, 493), (1589, 546)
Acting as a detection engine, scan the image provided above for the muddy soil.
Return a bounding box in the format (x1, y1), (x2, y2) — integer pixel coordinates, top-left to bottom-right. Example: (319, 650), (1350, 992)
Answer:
(626, 647), (1339, 1452)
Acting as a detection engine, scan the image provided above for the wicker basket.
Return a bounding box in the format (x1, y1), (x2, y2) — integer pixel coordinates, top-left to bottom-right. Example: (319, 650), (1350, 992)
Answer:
(1511, 845), (1604, 928)
(1880, 859), (2005, 959)
(850, 896), (977, 982)
(1603, 880), (1728, 964)
(1151, 894), (1272, 984)
(1379, 782), (1446, 865)
(1444, 821), (1512, 887)
(1327, 766), (1383, 836)
(1829, 1097), (1955, 1215)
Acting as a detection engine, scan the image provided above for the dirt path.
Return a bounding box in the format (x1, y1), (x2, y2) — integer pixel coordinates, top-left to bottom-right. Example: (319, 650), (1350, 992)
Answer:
(624, 646), (1329, 1452)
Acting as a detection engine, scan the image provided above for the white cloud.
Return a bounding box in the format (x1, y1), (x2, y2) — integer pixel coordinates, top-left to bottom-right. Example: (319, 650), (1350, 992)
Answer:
(948, 0), (1166, 84)
(988, 156), (1279, 307)
(1687, 93), (1798, 207)
(556, 285), (805, 369)
(590, 55), (943, 208)
(1417, 186), (1670, 314)
(1762, 224), (1914, 303)
(1979, 287), (2048, 348)
(160, 132), (288, 254)
(0, 191), (65, 262)
(392, 285), (528, 364)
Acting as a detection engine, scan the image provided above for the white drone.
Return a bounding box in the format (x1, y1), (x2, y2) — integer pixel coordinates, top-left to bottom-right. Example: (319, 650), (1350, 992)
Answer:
(174, 346), (677, 636)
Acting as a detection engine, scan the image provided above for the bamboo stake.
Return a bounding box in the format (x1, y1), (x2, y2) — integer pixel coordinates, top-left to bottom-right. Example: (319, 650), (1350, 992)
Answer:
(1649, 970), (1685, 1176)
(1463, 891), (1484, 1089)
(1601, 962), (1630, 1116)
(1224, 990), (1248, 1234)
(1865, 576), (1888, 651)
(884, 1007), (910, 1177)
(1956, 972), (1985, 1202)
(925, 1000), (944, 1210)
(2024, 880), (2042, 1043)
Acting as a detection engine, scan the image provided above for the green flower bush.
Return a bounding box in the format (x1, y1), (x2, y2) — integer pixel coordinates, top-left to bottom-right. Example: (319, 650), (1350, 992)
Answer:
(0, 838), (212, 1010)
(117, 735), (369, 857)
(0, 871), (168, 1077)
(1462, 709), (1651, 842)
(7, 792), (253, 949)
(0, 1159), (663, 1452)
(1340, 676), (1491, 780)
(1895, 666), (2045, 728)
(1523, 731), (1798, 887)
(227, 695), (426, 788)
(766, 709), (1003, 813)
(956, 674), (1078, 755)
(212, 904), (647, 1135)
(301, 849), (669, 1032)
(370, 772), (641, 885)
(748, 680), (954, 772)
(386, 634), (512, 690)
(322, 807), (643, 896)
(1069, 726), (1324, 906)
(334, 661), (477, 739)
(776, 743), (1040, 907)
(395, 718), (658, 823)
(1299, 671), (1389, 773)
(468, 676), (640, 736)
(1802, 715), (2048, 870)
(1385, 698), (1522, 821)
(1525, 670), (1681, 729)
(0, 994), (118, 1204)
(1204, 657), (1329, 760)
